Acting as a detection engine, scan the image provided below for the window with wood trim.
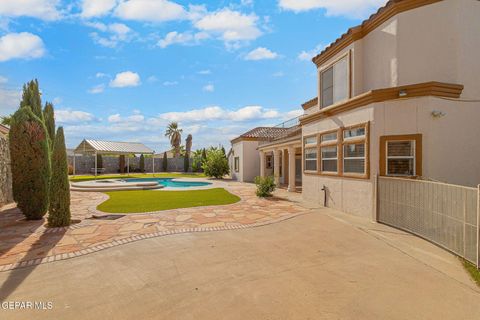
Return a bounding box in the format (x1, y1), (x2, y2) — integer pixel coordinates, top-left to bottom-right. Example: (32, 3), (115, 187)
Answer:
(380, 134), (422, 177)
(342, 125), (367, 175)
(320, 130), (339, 174)
(304, 135), (318, 171)
(320, 54), (349, 108)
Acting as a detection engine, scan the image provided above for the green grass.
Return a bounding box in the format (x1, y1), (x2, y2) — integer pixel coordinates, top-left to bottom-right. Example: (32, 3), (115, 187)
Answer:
(70, 172), (206, 182)
(460, 258), (480, 287)
(97, 188), (240, 213)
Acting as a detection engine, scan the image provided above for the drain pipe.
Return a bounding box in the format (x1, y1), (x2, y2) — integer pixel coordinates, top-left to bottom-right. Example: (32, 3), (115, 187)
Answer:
(321, 185), (327, 207)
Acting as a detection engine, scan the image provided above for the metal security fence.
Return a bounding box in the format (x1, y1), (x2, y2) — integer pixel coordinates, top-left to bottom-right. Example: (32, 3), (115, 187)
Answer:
(376, 176), (480, 267)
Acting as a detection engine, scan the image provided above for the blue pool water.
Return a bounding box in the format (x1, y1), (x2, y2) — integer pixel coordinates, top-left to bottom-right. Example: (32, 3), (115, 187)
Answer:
(125, 178), (211, 188)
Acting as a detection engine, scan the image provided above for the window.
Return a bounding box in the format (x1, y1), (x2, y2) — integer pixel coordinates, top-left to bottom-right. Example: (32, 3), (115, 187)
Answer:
(343, 127), (365, 140)
(387, 141), (415, 176)
(266, 155), (273, 169)
(321, 132), (337, 143)
(305, 148), (317, 171)
(234, 157), (239, 172)
(304, 136), (317, 145)
(320, 55), (349, 108)
(343, 143), (365, 174)
(321, 146), (338, 172)
(380, 134), (422, 177)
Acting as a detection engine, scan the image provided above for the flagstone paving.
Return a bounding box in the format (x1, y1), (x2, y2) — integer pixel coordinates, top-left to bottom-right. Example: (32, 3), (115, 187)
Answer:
(0, 182), (311, 271)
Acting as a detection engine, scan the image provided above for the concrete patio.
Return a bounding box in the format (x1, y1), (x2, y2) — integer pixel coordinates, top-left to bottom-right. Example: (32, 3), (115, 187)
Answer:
(1, 205), (479, 319)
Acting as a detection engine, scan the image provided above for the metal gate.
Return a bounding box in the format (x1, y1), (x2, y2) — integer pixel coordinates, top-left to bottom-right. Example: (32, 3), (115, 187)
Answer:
(376, 176), (480, 266)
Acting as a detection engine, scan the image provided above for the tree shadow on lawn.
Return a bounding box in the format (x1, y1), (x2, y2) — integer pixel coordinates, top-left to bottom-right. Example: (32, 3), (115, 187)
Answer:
(0, 207), (66, 302)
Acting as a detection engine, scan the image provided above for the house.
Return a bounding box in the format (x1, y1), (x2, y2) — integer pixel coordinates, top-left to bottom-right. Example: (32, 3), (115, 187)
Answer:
(233, 0), (480, 218)
(0, 124), (9, 137)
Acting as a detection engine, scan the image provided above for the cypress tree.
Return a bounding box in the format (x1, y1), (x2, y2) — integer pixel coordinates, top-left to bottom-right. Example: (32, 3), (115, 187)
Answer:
(43, 102), (55, 145)
(201, 148), (207, 163)
(20, 79), (43, 118)
(184, 154), (189, 172)
(162, 151), (168, 172)
(9, 107), (51, 219)
(119, 155), (125, 174)
(48, 127), (71, 227)
(139, 154), (145, 172)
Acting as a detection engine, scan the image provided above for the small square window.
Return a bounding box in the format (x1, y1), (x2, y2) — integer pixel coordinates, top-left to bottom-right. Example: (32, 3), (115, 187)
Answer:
(387, 141), (415, 176)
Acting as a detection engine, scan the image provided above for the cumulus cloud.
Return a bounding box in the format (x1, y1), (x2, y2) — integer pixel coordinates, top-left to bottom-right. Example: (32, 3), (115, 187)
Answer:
(163, 81), (178, 86)
(0, 0), (62, 21)
(157, 105), (280, 122)
(157, 31), (209, 48)
(197, 69), (211, 75)
(194, 8), (262, 45)
(202, 84), (214, 92)
(0, 87), (21, 116)
(88, 84), (105, 94)
(245, 47), (278, 60)
(108, 113), (145, 123)
(110, 71), (141, 88)
(114, 0), (187, 22)
(86, 22), (133, 48)
(55, 110), (96, 123)
(81, 0), (118, 18)
(0, 32), (46, 62)
(278, 0), (386, 19)
(298, 43), (324, 61)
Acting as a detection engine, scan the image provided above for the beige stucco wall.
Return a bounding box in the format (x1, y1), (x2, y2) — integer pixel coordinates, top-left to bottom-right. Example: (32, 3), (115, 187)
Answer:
(315, 0), (480, 101)
(302, 96), (480, 218)
(230, 140), (260, 183)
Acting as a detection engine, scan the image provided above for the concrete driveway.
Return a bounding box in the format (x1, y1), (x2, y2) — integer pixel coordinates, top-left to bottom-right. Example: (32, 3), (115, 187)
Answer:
(1, 209), (479, 320)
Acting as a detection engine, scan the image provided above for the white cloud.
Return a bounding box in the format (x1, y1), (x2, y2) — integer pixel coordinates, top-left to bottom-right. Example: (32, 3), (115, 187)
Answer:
(110, 71), (141, 88)
(96, 72), (108, 78)
(56, 110), (96, 123)
(0, 75), (7, 83)
(88, 84), (105, 94)
(147, 75), (158, 83)
(245, 47), (278, 60)
(0, 87), (21, 116)
(0, 0), (62, 21)
(108, 113), (145, 123)
(52, 97), (62, 105)
(0, 32), (46, 62)
(202, 84), (214, 92)
(194, 8), (262, 45)
(272, 71), (284, 77)
(114, 0), (187, 22)
(278, 0), (386, 19)
(197, 69), (211, 75)
(163, 81), (178, 86)
(86, 22), (133, 48)
(157, 31), (208, 48)
(81, 0), (118, 18)
(298, 43), (324, 61)
(157, 105), (280, 122)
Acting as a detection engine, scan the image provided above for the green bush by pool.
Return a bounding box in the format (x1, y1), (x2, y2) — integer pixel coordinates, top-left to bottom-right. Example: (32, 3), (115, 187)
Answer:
(97, 188), (240, 213)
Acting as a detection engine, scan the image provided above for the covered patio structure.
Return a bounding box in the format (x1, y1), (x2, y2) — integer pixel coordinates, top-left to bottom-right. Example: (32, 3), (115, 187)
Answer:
(73, 139), (155, 177)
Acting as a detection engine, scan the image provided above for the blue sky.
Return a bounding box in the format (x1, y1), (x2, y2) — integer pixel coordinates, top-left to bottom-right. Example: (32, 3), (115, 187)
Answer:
(0, 0), (385, 151)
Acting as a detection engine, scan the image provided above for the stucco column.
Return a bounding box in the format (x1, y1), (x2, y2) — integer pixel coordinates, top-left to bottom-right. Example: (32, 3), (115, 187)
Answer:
(288, 147), (296, 192)
(259, 150), (265, 177)
(273, 149), (281, 186)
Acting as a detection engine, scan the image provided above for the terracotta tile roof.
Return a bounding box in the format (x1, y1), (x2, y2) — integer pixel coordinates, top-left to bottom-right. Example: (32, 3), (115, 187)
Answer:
(312, 0), (441, 66)
(302, 97), (318, 110)
(232, 127), (290, 143)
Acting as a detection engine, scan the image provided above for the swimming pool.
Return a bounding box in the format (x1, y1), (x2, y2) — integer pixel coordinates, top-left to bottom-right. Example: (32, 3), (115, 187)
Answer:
(125, 178), (212, 188)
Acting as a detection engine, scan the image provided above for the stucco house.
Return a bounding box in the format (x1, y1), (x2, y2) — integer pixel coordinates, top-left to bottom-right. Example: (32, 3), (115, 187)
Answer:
(0, 124), (9, 137)
(231, 0), (480, 218)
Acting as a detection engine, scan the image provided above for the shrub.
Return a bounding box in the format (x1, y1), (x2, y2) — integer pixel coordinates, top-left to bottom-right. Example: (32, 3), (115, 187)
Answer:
(9, 107), (51, 220)
(139, 154), (145, 172)
(43, 102), (55, 146)
(162, 152), (168, 172)
(202, 148), (229, 179)
(191, 149), (203, 172)
(48, 127), (71, 227)
(68, 164), (73, 175)
(254, 176), (276, 197)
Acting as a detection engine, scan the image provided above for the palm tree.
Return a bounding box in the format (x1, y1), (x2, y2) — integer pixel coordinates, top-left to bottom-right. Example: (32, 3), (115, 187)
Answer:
(165, 122), (183, 157)
(185, 134), (193, 158)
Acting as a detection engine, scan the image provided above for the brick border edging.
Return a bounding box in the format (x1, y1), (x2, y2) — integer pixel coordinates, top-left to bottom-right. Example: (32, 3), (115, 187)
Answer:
(0, 211), (311, 272)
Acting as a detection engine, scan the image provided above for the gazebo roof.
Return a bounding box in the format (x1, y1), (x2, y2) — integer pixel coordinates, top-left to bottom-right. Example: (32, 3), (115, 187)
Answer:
(74, 139), (154, 155)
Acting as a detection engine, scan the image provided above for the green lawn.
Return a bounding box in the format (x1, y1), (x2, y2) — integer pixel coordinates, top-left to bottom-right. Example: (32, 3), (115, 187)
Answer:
(97, 188), (240, 213)
(70, 172), (206, 182)
(460, 258), (480, 287)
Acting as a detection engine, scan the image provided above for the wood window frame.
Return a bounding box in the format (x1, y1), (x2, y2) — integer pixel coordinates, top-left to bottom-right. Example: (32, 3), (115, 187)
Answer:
(303, 122), (370, 180)
(379, 134), (422, 177)
(319, 50), (352, 109)
(303, 134), (318, 173)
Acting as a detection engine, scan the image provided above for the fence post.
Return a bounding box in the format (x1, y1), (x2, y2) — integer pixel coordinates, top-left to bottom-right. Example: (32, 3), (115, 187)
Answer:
(477, 184), (480, 269)
(373, 174), (379, 223)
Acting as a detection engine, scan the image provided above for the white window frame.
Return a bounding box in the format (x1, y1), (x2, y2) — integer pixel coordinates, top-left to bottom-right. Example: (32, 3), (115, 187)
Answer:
(386, 140), (416, 176)
(304, 147), (318, 172)
(321, 145), (338, 173)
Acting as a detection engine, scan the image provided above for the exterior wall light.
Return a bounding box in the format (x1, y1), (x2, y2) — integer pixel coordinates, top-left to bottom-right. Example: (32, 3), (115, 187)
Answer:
(431, 110), (446, 119)
(398, 89), (408, 97)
